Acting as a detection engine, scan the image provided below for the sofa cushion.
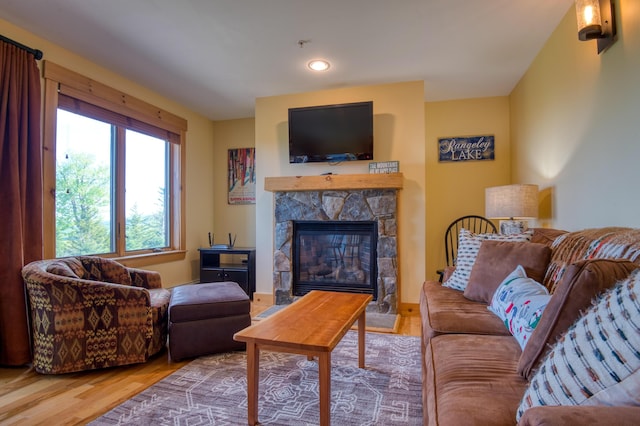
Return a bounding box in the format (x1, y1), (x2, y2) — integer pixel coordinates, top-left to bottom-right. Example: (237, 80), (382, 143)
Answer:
(518, 259), (639, 379)
(543, 227), (640, 293)
(517, 269), (640, 421)
(443, 229), (533, 291)
(424, 334), (526, 426)
(420, 280), (509, 341)
(487, 266), (551, 349)
(518, 406), (640, 426)
(529, 227), (567, 246)
(464, 241), (551, 303)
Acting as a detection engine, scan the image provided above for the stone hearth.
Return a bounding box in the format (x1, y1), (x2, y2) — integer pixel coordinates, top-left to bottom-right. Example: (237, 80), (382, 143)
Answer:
(272, 188), (399, 314)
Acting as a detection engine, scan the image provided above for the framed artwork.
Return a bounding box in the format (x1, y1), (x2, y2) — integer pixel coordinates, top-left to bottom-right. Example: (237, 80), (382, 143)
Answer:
(228, 147), (256, 204)
(438, 135), (495, 162)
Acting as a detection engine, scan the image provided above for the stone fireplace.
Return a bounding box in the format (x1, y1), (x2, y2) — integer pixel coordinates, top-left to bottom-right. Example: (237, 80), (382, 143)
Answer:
(267, 174), (402, 315)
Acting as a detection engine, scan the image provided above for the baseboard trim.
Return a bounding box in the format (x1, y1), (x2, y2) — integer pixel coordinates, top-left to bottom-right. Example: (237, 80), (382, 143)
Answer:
(399, 302), (419, 316)
(252, 292), (274, 306)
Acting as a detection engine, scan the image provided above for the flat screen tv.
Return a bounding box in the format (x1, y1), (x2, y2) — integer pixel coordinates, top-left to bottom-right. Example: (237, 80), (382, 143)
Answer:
(288, 101), (373, 163)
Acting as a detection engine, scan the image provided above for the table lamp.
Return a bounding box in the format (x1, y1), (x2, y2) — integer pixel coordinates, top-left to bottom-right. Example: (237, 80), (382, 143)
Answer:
(485, 184), (539, 235)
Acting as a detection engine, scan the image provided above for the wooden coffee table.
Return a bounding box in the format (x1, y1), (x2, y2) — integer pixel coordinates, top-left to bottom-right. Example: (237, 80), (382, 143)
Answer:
(233, 290), (372, 426)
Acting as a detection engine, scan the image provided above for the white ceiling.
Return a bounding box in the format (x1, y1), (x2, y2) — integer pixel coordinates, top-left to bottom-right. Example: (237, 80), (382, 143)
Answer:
(0, 0), (574, 120)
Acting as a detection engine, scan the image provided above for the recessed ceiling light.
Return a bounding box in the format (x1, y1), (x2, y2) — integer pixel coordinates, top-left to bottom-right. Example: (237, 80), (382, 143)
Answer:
(307, 59), (330, 72)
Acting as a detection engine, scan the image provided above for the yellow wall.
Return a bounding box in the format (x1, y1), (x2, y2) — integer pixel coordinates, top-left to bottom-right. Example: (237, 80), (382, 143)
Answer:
(510, 1), (640, 230)
(1, 18), (215, 287)
(254, 81), (426, 303)
(212, 118), (256, 247)
(424, 97), (511, 281)
(10, 0), (639, 298)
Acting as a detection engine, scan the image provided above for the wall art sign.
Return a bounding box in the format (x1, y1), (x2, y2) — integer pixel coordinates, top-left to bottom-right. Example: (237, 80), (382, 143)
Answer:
(368, 161), (399, 174)
(438, 135), (495, 162)
(228, 147), (256, 204)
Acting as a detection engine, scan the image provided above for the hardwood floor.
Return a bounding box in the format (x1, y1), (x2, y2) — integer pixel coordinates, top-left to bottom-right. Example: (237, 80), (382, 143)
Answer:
(0, 304), (421, 425)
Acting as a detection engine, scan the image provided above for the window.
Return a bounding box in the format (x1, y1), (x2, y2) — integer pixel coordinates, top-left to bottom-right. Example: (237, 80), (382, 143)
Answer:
(43, 62), (187, 265)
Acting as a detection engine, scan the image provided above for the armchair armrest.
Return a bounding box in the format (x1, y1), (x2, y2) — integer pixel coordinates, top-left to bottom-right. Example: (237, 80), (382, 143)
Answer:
(128, 267), (162, 289)
(518, 406), (640, 426)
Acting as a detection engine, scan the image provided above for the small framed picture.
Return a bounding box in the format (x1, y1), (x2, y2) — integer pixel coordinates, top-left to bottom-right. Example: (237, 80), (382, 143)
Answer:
(228, 148), (256, 204)
(368, 161), (399, 174)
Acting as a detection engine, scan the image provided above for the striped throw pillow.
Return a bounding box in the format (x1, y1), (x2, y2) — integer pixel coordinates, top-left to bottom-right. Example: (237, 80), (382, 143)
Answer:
(517, 269), (640, 421)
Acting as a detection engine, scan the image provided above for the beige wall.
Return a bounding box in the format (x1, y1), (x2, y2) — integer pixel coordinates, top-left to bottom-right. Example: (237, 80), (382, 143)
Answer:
(424, 97), (511, 282)
(254, 81), (426, 303)
(510, 1), (640, 230)
(212, 118), (256, 248)
(2, 18), (215, 287)
(10, 1), (639, 297)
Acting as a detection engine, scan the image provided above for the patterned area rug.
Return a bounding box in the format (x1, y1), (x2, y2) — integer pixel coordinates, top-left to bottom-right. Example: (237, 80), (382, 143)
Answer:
(90, 332), (422, 425)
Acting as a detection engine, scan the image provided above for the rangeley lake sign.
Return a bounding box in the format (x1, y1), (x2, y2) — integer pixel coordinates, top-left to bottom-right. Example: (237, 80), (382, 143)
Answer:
(438, 135), (495, 162)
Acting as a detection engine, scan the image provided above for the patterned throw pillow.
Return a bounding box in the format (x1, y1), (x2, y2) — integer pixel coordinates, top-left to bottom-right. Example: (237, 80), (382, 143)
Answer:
(488, 265), (551, 349)
(516, 269), (640, 421)
(443, 229), (534, 291)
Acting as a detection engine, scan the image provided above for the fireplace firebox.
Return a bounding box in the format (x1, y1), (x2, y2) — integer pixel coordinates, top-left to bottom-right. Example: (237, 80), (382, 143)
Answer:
(292, 221), (377, 298)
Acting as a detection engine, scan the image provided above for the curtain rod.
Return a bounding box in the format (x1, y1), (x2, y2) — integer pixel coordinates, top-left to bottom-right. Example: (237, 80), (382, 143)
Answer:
(0, 34), (43, 60)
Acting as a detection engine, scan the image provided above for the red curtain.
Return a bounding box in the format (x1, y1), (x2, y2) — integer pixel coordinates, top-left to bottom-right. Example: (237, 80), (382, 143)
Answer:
(0, 41), (43, 365)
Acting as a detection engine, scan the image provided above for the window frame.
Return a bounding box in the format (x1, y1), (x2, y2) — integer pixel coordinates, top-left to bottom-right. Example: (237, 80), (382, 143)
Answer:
(42, 61), (187, 267)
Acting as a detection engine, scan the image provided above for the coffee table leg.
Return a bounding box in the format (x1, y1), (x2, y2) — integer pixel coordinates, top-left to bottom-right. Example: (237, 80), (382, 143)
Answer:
(318, 351), (331, 426)
(247, 342), (259, 426)
(358, 311), (366, 368)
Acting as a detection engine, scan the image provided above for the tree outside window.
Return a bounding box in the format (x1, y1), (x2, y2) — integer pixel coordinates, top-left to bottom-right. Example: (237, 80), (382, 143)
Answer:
(55, 110), (170, 257)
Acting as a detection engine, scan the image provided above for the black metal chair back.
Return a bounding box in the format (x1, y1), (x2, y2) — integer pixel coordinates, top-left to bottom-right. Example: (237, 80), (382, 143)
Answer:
(438, 215), (497, 282)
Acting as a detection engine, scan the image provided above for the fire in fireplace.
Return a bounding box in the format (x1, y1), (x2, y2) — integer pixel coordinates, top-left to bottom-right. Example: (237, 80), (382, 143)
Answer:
(292, 220), (377, 298)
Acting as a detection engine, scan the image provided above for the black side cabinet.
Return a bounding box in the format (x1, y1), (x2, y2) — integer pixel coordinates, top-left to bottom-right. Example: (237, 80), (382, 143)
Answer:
(198, 247), (256, 299)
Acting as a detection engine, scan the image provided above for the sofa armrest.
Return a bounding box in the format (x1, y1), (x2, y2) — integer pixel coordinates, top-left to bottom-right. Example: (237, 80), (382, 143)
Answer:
(441, 266), (456, 283)
(518, 406), (640, 426)
(128, 267), (162, 289)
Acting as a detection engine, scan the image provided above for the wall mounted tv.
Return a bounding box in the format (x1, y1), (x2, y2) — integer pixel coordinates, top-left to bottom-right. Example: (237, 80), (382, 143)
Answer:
(288, 101), (373, 163)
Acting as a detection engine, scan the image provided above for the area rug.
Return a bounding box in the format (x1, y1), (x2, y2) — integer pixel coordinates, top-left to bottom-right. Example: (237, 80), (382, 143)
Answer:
(90, 331), (422, 425)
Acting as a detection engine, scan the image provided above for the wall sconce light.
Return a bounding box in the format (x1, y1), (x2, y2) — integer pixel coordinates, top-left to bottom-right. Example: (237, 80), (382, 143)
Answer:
(575, 0), (617, 54)
(485, 184), (539, 235)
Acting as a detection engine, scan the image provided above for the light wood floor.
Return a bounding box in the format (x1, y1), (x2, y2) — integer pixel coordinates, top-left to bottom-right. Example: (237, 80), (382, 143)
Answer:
(0, 305), (420, 426)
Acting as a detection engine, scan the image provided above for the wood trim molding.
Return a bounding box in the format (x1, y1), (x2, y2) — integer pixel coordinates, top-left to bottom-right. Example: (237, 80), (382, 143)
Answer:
(43, 61), (187, 133)
(264, 173), (403, 192)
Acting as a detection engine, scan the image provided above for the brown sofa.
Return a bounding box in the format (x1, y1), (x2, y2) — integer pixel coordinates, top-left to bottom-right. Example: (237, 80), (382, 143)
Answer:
(420, 227), (640, 425)
(23, 256), (171, 374)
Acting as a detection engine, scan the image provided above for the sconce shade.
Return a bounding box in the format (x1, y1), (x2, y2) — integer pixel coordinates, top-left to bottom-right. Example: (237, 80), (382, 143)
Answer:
(485, 184), (539, 220)
(575, 0), (617, 53)
(576, 0), (603, 40)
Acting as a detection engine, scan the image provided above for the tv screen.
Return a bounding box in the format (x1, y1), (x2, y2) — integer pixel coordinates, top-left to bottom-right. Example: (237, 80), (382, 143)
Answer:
(288, 101), (373, 163)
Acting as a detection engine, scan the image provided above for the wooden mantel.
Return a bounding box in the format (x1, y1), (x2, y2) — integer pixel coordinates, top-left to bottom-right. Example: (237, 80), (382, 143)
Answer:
(264, 173), (403, 192)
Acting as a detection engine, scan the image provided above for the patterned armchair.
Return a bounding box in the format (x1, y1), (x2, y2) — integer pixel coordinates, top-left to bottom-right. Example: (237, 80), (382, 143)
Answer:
(22, 256), (171, 374)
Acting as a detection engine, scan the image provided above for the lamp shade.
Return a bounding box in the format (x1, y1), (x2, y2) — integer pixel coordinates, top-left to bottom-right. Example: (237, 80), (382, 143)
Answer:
(576, 0), (603, 41)
(485, 184), (539, 219)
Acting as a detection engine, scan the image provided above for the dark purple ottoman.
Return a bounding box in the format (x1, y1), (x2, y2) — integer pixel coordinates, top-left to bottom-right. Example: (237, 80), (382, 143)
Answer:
(168, 281), (251, 361)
